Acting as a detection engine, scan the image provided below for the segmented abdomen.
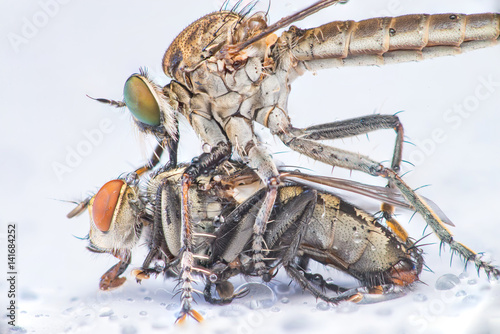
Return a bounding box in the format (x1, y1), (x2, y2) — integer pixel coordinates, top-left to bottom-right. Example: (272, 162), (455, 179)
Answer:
(284, 13), (499, 66)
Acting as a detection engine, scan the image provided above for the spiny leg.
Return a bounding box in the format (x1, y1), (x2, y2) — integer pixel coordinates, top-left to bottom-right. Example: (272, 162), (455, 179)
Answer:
(292, 114), (405, 223)
(286, 265), (363, 303)
(263, 187), (351, 295)
(224, 117), (281, 276)
(176, 141), (232, 322)
(303, 272), (349, 294)
(291, 114), (404, 172)
(264, 111), (500, 277)
(291, 252), (408, 303)
(270, 111), (405, 231)
(382, 169), (500, 278)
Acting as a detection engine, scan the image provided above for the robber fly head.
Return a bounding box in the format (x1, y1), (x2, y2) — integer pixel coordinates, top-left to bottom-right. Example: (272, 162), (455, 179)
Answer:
(89, 68), (177, 141)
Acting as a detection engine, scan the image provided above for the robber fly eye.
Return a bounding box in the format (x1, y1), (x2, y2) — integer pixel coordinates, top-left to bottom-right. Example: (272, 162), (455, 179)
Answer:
(123, 74), (162, 126)
(90, 179), (126, 232)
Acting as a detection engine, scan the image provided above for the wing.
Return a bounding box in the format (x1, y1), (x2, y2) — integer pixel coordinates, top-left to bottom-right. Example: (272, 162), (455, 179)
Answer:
(280, 171), (455, 227)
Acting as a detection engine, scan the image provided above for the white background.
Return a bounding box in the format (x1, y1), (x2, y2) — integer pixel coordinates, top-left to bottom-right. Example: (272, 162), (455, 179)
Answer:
(1, 0), (500, 333)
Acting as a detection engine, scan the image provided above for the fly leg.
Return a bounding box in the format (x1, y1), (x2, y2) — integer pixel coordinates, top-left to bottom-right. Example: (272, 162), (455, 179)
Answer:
(289, 114), (403, 173)
(285, 115), (422, 252)
(302, 272), (349, 294)
(263, 109), (500, 277)
(261, 186), (357, 301)
(134, 136), (179, 176)
(169, 116), (232, 323)
(97, 249), (131, 291)
(176, 143), (230, 323)
(89, 94), (180, 170)
(294, 248), (408, 304)
(383, 169), (500, 279)
(224, 117), (281, 277)
(203, 280), (249, 305)
(286, 266), (364, 303)
(257, 107), (394, 176)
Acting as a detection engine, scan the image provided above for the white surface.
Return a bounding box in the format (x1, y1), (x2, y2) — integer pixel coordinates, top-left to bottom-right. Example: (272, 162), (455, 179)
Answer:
(1, 0), (500, 333)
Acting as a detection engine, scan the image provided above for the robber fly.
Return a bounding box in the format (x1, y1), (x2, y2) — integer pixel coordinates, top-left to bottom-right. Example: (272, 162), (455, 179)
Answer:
(68, 161), (499, 322)
(88, 0), (500, 321)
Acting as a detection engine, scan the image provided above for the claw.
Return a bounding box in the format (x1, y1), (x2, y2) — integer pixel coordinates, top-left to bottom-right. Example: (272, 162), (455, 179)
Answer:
(175, 309), (204, 324)
(131, 269), (150, 283)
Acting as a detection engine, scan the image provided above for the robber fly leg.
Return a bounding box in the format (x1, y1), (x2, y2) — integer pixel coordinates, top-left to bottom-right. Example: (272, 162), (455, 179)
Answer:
(288, 114), (405, 236)
(382, 169), (500, 279)
(291, 114), (403, 171)
(99, 249), (131, 291)
(224, 117), (282, 276)
(266, 111), (409, 245)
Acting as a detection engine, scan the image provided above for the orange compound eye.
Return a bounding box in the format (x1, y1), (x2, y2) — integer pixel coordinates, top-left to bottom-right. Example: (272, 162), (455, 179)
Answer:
(92, 180), (125, 232)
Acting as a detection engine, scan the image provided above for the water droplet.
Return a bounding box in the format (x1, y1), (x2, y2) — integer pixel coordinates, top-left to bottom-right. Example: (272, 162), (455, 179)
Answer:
(139, 311), (148, 316)
(281, 297), (290, 304)
(353, 231), (363, 244)
(234, 282), (276, 309)
(458, 272), (469, 279)
(435, 274), (460, 290)
(370, 245), (377, 251)
(209, 274), (218, 283)
(456, 290), (467, 297)
(467, 279), (477, 285)
(127, 298), (134, 302)
(99, 308), (114, 317)
(462, 295), (480, 306)
(144, 296), (153, 302)
(271, 307), (280, 312)
(202, 143), (212, 153)
(413, 293), (428, 302)
(316, 302), (330, 311)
